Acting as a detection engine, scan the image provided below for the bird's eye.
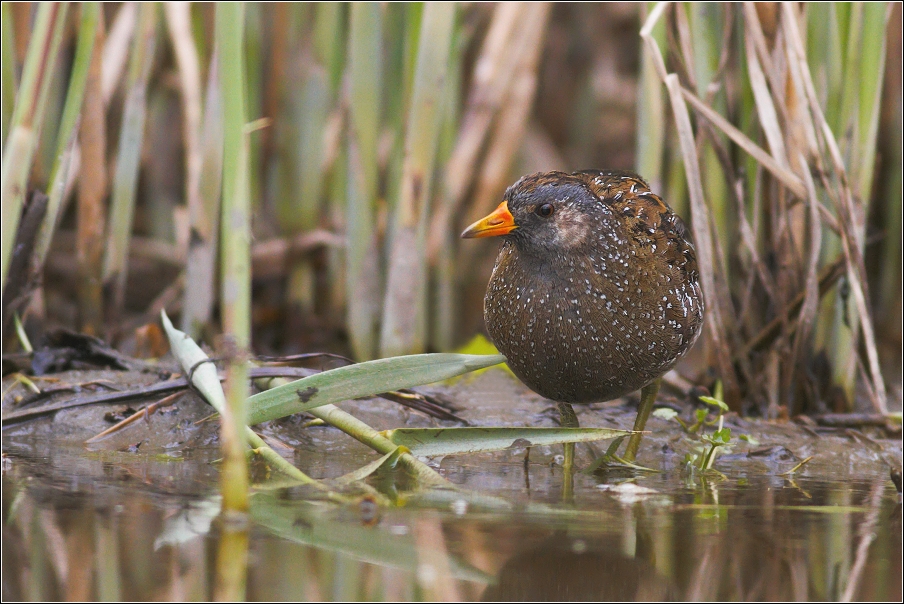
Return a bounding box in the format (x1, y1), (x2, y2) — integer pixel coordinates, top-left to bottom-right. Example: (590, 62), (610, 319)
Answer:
(536, 203), (554, 217)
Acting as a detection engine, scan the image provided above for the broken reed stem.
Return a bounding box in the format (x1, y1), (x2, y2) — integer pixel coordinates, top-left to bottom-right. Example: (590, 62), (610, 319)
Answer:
(663, 73), (741, 409)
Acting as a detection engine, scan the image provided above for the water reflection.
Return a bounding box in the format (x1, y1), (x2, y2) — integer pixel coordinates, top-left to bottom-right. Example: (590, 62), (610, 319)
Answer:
(481, 533), (671, 601)
(3, 449), (900, 602)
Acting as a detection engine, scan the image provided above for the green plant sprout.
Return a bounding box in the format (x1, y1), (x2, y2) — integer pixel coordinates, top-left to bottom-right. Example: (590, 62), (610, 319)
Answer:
(679, 383), (733, 476)
(652, 382), (764, 477)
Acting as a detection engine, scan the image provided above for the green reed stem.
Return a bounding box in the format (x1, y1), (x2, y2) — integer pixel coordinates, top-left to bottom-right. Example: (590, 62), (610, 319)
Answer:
(1, 3), (67, 294)
(217, 1), (251, 516)
(0, 3), (16, 148)
(345, 2), (382, 360)
(256, 376), (449, 488)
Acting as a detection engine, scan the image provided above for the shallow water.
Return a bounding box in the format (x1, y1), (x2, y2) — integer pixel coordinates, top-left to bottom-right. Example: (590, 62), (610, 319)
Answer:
(3, 443), (901, 600)
(3, 369), (902, 601)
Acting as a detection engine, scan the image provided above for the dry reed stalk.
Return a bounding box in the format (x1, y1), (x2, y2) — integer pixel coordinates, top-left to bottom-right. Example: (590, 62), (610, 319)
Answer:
(780, 3), (888, 412)
(165, 5), (219, 336)
(642, 3), (891, 413)
(101, 3), (137, 105)
(436, 2), (553, 254)
(642, 5), (742, 407)
(76, 10), (107, 335)
(442, 3), (525, 210)
(380, 2), (456, 357)
(463, 3), (551, 228)
(788, 151), (824, 410)
(164, 3), (203, 256)
(180, 56), (222, 336)
(664, 72), (742, 408)
(426, 4), (550, 349)
(102, 3), (157, 320)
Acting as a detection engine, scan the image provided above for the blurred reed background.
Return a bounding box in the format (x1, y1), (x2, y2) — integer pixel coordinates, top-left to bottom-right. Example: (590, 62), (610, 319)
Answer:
(1, 2), (901, 417)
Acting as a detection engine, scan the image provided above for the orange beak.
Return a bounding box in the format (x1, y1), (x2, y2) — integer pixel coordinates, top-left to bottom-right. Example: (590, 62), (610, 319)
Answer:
(460, 201), (517, 239)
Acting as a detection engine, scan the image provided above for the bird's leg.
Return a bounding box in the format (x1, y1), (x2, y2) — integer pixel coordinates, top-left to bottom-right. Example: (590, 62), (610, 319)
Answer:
(557, 401), (580, 428)
(622, 378), (661, 463)
(557, 402), (578, 498)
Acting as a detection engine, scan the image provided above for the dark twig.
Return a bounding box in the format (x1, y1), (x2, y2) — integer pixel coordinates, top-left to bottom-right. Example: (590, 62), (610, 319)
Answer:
(813, 413), (897, 428)
(2, 377), (191, 422)
(2, 191), (48, 337)
(255, 352), (356, 366)
(11, 378), (121, 407)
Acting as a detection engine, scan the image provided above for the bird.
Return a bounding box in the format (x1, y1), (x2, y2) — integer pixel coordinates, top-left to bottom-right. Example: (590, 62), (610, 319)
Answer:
(461, 170), (704, 462)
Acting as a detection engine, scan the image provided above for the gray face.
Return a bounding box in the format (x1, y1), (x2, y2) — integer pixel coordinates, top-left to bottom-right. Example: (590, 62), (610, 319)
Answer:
(504, 180), (603, 255)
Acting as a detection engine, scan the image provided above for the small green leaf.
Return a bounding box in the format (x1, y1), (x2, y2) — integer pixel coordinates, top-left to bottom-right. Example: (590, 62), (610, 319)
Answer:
(695, 408), (708, 422)
(604, 435), (628, 457)
(739, 434), (759, 445)
(699, 396), (729, 412)
(712, 427), (731, 443)
(13, 313), (32, 352)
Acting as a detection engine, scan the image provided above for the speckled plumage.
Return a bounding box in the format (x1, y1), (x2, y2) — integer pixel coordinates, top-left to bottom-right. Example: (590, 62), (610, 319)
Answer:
(481, 170), (704, 404)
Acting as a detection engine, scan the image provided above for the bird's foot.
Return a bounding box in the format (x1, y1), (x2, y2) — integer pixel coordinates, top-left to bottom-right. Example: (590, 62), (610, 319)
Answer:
(584, 436), (660, 473)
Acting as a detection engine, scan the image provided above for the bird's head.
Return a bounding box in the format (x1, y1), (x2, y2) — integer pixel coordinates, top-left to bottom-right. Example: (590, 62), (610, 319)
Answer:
(461, 171), (614, 253)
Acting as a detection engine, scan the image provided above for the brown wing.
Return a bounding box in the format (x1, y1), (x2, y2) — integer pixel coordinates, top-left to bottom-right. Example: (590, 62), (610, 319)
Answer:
(576, 170), (699, 282)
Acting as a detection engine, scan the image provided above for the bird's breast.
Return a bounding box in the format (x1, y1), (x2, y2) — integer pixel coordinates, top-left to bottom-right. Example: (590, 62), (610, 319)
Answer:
(483, 243), (702, 404)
